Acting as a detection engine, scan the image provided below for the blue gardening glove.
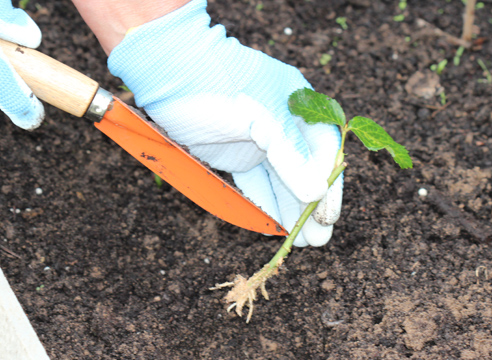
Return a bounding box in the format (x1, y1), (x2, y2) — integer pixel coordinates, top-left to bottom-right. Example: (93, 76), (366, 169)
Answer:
(108, 0), (343, 247)
(0, 0), (44, 130)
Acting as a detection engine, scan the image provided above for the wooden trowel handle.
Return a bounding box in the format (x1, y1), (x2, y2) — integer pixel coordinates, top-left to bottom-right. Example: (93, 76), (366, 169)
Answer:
(0, 39), (99, 117)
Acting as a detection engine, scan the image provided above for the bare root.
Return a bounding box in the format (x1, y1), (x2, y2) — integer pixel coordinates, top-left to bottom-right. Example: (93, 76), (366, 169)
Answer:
(210, 260), (282, 323)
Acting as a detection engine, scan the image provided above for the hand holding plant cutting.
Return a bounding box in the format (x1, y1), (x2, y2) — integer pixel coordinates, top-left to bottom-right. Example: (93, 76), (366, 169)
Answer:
(212, 88), (413, 323)
(106, 0), (344, 247)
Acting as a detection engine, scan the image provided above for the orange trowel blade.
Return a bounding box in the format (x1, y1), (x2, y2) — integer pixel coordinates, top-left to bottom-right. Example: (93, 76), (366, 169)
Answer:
(94, 97), (288, 236)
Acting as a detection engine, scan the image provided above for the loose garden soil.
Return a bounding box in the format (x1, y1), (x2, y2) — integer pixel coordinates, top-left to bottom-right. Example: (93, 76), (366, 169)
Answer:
(1, 0), (492, 358)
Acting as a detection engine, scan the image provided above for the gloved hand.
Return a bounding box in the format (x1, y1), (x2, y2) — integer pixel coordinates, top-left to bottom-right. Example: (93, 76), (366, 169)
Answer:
(108, 0), (343, 247)
(0, 0), (44, 130)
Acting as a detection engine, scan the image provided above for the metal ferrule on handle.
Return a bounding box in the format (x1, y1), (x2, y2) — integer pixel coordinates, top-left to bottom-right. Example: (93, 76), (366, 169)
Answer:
(85, 88), (113, 122)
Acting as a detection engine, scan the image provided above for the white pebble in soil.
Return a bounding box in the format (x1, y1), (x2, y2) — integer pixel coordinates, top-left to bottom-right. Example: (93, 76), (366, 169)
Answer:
(204, 258), (211, 264)
(418, 188), (428, 197)
(283, 27), (293, 36)
(35, 187), (43, 195)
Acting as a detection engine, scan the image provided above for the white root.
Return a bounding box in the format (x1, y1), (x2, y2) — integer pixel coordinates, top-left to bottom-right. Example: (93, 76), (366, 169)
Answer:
(210, 262), (281, 323)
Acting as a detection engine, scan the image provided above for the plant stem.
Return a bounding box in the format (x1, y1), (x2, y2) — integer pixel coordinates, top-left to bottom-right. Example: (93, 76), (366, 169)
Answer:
(264, 161), (347, 272)
(246, 127), (349, 290)
(334, 126), (349, 168)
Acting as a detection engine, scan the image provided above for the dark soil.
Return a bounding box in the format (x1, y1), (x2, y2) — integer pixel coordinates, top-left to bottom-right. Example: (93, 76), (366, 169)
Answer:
(1, 0), (492, 359)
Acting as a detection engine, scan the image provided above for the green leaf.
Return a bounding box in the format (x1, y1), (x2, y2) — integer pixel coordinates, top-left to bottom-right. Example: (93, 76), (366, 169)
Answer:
(319, 53), (332, 66)
(119, 85), (132, 92)
(393, 14), (405, 22)
(348, 116), (413, 169)
(288, 88), (346, 127)
(154, 173), (163, 188)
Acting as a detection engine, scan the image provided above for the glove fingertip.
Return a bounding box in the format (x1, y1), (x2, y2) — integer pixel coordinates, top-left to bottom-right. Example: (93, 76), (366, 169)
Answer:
(0, 8), (42, 49)
(302, 218), (333, 247)
(17, 22), (42, 48)
(9, 98), (45, 130)
(312, 174), (344, 226)
(293, 234), (309, 247)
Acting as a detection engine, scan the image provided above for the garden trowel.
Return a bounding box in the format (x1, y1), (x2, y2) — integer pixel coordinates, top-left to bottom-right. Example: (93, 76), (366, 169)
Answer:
(0, 39), (288, 236)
